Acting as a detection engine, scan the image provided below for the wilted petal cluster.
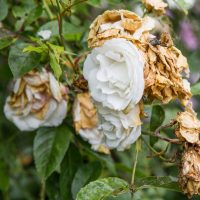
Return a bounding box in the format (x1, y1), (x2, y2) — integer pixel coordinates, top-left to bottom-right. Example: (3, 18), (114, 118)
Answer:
(4, 69), (68, 131)
(174, 104), (200, 144)
(179, 145), (200, 198)
(88, 10), (155, 48)
(142, 33), (191, 104)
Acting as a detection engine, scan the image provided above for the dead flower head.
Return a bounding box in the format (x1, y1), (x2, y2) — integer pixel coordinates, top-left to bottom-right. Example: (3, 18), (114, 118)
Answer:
(141, 0), (168, 15)
(175, 104), (200, 144)
(88, 10), (155, 48)
(142, 33), (191, 104)
(179, 145), (200, 198)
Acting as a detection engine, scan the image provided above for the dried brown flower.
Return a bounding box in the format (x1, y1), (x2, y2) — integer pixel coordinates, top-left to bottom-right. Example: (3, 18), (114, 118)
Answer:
(88, 10), (155, 48)
(73, 93), (98, 132)
(179, 145), (200, 198)
(175, 104), (200, 144)
(142, 33), (191, 104)
(142, 0), (168, 15)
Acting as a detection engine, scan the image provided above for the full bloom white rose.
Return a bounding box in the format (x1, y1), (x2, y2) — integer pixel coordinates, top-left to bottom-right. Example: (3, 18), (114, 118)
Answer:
(83, 38), (145, 111)
(75, 100), (142, 151)
(4, 69), (68, 131)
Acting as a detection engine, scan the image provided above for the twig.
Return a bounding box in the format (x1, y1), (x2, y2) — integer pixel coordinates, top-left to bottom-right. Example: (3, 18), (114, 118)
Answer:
(141, 137), (176, 163)
(155, 120), (176, 136)
(142, 130), (181, 144)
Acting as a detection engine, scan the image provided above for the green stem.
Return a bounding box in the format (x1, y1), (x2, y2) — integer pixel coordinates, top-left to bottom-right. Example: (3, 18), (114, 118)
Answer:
(130, 140), (140, 200)
(131, 140), (140, 185)
(42, 0), (54, 19)
(40, 181), (46, 200)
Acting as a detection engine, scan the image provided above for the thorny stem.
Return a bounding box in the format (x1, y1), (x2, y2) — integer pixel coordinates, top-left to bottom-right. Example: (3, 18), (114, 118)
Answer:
(40, 181), (46, 200)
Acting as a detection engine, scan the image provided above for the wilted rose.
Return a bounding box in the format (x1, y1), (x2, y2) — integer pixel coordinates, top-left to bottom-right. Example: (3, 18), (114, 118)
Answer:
(83, 38), (144, 111)
(179, 145), (200, 198)
(4, 69), (68, 131)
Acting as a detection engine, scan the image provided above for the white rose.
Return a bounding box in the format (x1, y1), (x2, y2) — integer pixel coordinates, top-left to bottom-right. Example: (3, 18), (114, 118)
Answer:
(83, 38), (144, 111)
(4, 69), (68, 131)
(77, 103), (141, 151)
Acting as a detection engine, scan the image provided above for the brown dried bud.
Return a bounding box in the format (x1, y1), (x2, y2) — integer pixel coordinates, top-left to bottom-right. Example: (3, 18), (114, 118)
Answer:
(73, 93), (98, 132)
(179, 145), (200, 198)
(88, 10), (155, 48)
(142, 33), (191, 104)
(141, 0), (168, 16)
(73, 75), (88, 92)
(175, 104), (200, 144)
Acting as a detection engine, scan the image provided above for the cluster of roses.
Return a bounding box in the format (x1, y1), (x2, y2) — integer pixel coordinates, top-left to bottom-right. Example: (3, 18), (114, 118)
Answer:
(73, 9), (191, 153)
(4, 9), (191, 152)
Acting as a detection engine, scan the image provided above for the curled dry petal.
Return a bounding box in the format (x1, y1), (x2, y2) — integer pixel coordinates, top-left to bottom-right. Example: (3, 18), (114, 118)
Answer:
(175, 104), (200, 144)
(88, 10), (155, 48)
(141, 0), (168, 15)
(4, 69), (68, 131)
(179, 145), (200, 198)
(73, 93), (98, 132)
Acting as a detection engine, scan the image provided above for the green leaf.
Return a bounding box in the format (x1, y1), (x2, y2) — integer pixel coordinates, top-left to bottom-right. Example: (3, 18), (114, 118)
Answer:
(150, 105), (165, 146)
(72, 162), (102, 199)
(49, 51), (62, 79)
(191, 82), (200, 96)
(60, 144), (82, 200)
(25, 5), (43, 25)
(33, 126), (71, 179)
(135, 176), (180, 192)
(0, 160), (9, 191)
(76, 177), (128, 200)
(0, 0), (8, 21)
(46, 173), (61, 200)
(8, 42), (40, 78)
(12, 0), (36, 18)
(48, 43), (64, 79)
(0, 37), (16, 50)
